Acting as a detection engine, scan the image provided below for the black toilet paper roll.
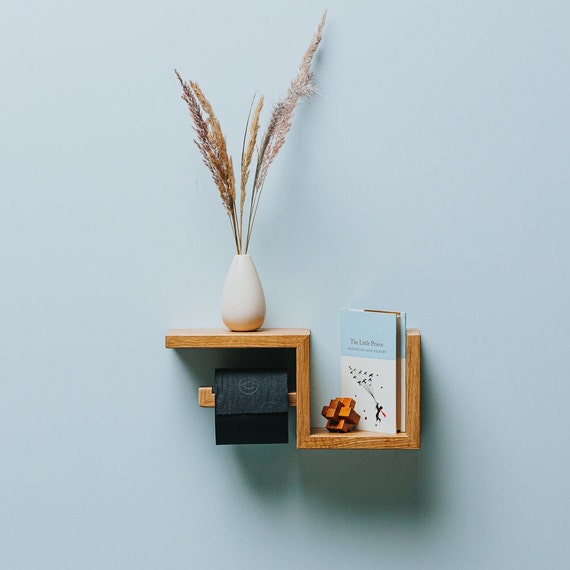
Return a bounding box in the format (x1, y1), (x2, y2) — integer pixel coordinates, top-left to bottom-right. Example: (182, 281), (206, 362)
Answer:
(214, 368), (289, 445)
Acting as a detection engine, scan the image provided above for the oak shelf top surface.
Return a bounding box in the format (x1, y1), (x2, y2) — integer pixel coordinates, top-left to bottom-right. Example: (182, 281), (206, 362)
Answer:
(165, 328), (310, 348)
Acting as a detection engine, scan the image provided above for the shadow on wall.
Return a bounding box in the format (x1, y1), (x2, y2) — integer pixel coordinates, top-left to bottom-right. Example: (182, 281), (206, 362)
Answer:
(171, 344), (442, 520)
(295, 346), (439, 519)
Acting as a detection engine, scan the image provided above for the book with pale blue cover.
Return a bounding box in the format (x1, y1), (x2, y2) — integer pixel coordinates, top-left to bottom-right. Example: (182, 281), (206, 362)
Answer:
(340, 309), (406, 434)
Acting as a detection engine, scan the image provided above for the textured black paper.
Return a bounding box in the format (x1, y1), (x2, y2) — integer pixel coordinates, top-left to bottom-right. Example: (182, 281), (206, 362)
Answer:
(214, 369), (288, 445)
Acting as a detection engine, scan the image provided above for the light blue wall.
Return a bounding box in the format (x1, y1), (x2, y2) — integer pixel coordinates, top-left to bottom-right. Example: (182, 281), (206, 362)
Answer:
(2, 1), (569, 568)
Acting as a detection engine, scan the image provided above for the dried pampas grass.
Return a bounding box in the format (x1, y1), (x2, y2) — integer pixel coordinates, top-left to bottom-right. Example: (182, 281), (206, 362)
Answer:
(176, 12), (326, 254)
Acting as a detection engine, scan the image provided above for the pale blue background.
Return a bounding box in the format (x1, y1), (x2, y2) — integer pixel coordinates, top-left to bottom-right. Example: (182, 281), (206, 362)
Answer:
(1, 1), (569, 568)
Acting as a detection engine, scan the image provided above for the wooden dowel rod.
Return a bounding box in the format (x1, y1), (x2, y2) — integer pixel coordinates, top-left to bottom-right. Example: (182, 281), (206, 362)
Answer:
(198, 386), (297, 408)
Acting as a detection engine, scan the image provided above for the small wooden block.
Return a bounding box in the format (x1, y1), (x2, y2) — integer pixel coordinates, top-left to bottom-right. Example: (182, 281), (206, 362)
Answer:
(323, 397), (360, 432)
(339, 407), (361, 424)
(326, 421), (339, 433)
(321, 399), (343, 422)
(326, 420), (337, 431)
(329, 399), (343, 410)
(335, 419), (349, 433)
(339, 406), (351, 418)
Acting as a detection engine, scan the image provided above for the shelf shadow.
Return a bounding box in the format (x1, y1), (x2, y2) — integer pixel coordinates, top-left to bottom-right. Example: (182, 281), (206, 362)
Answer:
(170, 342), (443, 519)
(295, 343), (441, 519)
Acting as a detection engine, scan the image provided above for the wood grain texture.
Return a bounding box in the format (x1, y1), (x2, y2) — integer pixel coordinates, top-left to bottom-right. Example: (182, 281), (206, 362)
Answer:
(166, 328), (310, 349)
(295, 334), (311, 447)
(405, 328), (421, 449)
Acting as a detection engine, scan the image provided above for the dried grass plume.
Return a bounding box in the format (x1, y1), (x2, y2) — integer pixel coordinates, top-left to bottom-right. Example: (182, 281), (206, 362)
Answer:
(176, 12), (326, 254)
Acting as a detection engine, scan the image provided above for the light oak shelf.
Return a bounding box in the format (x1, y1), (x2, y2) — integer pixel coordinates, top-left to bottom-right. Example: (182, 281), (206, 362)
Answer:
(301, 329), (421, 450)
(165, 328), (310, 349)
(165, 327), (421, 450)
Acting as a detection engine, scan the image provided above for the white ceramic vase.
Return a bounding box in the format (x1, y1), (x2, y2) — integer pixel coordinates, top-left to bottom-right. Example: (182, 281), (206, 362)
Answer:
(221, 254), (266, 332)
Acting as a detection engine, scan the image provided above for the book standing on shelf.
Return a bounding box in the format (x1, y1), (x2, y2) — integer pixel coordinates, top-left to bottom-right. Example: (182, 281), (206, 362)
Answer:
(340, 308), (406, 435)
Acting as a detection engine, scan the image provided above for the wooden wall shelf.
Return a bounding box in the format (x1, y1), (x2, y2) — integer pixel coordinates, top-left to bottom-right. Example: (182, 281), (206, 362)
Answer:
(165, 327), (421, 450)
